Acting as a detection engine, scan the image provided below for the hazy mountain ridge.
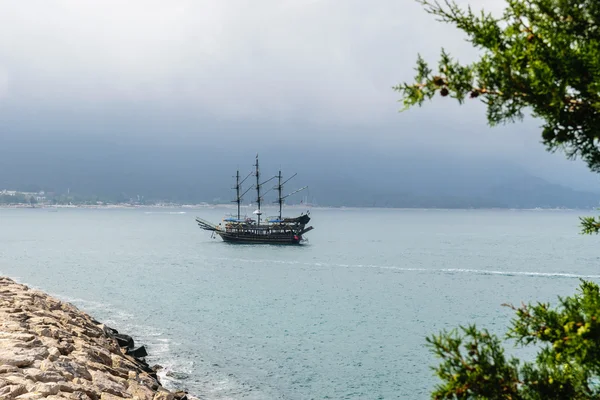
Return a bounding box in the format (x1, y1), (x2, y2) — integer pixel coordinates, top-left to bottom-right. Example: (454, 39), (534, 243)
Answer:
(1, 139), (599, 208)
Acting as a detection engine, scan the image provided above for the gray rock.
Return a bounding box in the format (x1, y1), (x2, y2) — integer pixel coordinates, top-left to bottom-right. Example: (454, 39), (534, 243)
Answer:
(89, 370), (127, 397)
(30, 381), (61, 396)
(69, 392), (93, 400)
(0, 365), (19, 374)
(0, 278), (190, 400)
(153, 392), (175, 400)
(0, 383), (27, 398)
(14, 393), (47, 399)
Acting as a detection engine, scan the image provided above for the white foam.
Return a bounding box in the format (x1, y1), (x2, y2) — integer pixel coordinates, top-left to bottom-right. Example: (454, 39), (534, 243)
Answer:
(46, 293), (184, 390)
(439, 268), (600, 279)
(210, 257), (600, 279)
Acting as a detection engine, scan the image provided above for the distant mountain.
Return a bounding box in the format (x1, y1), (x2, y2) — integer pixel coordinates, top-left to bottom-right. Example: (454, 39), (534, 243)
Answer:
(296, 150), (600, 208)
(484, 176), (600, 209)
(303, 176), (600, 209)
(0, 138), (598, 208)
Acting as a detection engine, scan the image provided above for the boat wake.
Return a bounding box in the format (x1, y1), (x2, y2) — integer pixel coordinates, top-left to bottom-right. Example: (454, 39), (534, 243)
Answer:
(209, 257), (600, 279)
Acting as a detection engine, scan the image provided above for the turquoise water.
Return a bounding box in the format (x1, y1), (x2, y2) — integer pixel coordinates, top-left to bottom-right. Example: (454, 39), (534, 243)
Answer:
(1, 207), (599, 399)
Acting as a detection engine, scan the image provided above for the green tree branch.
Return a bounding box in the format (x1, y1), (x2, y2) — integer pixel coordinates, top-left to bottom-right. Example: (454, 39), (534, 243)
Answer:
(427, 281), (600, 398)
(396, 1), (600, 397)
(394, 0), (600, 233)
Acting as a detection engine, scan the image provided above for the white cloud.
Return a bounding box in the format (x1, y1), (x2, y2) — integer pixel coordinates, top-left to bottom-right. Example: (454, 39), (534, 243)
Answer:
(0, 0), (505, 120)
(0, 66), (8, 100)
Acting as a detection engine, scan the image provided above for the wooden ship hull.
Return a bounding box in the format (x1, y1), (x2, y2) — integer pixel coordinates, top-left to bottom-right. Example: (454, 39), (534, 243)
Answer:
(216, 226), (313, 244)
(219, 232), (301, 244)
(196, 216), (314, 245)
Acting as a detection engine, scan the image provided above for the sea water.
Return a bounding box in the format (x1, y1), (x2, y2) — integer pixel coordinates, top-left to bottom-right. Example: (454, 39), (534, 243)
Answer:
(0, 207), (598, 399)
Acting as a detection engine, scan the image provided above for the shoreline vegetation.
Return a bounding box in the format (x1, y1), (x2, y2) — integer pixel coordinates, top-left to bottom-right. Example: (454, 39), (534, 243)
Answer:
(0, 277), (196, 400)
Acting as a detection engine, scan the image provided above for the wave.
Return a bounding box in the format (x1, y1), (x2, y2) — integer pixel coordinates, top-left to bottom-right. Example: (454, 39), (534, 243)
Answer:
(26, 288), (191, 393)
(210, 257), (600, 279)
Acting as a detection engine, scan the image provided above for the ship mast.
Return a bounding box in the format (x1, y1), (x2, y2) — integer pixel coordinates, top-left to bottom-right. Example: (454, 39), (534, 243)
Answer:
(232, 169), (252, 220)
(254, 154), (277, 226)
(254, 155), (261, 225)
(235, 170), (241, 220)
(275, 171), (298, 220)
(277, 170), (282, 220)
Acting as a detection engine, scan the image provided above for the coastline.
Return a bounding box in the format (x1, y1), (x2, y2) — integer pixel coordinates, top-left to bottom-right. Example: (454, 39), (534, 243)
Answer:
(0, 277), (197, 400)
(0, 203), (592, 211)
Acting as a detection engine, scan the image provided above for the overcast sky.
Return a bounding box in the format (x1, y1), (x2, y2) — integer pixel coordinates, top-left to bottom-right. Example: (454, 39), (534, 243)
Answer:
(0, 0), (598, 188)
(0, 0), (503, 121)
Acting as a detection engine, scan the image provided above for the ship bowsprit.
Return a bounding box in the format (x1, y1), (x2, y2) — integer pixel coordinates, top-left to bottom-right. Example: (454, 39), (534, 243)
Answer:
(298, 226), (314, 236)
(195, 217), (219, 231)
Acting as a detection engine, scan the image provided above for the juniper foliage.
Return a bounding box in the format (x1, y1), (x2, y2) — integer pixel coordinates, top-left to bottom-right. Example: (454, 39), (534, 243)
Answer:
(427, 281), (600, 399)
(395, 2), (600, 397)
(394, 0), (600, 233)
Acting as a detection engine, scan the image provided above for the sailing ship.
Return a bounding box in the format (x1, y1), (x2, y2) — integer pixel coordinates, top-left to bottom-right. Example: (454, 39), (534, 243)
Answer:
(195, 155), (314, 244)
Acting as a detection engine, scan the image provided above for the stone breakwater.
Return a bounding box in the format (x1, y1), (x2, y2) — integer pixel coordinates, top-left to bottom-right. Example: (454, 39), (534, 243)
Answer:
(0, 277), (196, 400)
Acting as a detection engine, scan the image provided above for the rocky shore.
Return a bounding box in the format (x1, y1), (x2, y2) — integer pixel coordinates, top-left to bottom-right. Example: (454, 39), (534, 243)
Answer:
(0, 277), (196, 400)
